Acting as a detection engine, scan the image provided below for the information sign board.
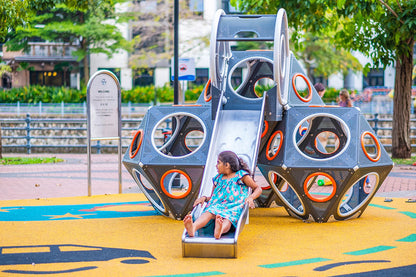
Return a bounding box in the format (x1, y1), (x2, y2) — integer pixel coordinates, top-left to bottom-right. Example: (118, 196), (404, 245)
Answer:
(87, 71), (121, 139)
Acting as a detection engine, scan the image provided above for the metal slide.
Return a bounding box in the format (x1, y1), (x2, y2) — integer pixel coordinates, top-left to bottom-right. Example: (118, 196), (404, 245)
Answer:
(182, 94), (266, 258)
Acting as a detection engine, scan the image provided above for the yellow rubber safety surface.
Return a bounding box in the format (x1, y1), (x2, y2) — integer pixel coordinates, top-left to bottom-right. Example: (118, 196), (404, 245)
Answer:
(0, 193), (415, 277)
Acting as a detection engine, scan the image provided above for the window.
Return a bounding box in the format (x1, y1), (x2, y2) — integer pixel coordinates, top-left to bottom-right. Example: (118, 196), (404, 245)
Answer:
(30, 71), (69, 87)
(312, 76), (328, 88)
(363, 68), (384, 88)
(194, 68), (208, 86)
(134, 68), (154, 86)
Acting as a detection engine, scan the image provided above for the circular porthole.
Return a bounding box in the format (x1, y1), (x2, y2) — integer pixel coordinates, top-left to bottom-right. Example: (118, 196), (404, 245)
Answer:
(315, 131), (340, 155)
(184, 130), (204, 152)
(152, 113), (206, 158)
(130, 130), (143, 158)
(294, 113), (350, 161)
(338, 173), (379, 217)
(228, 57), (275, 99)
(161, 170), (192, 199)
(266, 130), (283, 160)
(254, 77), (276, 97)
(292, 73), (312, 102)
(361, 131), (381, 162)
(304, 172), (337, 202)
(268, 171), (305, 216)
(132, 169), (166, 215)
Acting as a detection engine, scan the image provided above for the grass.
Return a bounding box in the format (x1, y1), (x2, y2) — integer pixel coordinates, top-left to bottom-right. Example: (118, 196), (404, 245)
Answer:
(0, 157), (64, 165)
(391, 155), (416, 165)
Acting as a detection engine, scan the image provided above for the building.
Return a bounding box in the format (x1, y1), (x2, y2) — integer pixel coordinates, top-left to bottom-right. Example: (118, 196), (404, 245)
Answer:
(1, 0), (414, 94)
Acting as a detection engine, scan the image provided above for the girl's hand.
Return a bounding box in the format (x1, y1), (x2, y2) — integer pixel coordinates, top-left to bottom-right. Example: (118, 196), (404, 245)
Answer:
(246, 197), (255, 209)
(193, 196), (207, 207)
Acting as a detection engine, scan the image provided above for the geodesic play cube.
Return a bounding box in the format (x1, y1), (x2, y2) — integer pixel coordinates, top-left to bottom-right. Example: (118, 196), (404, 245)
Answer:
(257, 106), (393, 222)
(123, 105), (213, 220)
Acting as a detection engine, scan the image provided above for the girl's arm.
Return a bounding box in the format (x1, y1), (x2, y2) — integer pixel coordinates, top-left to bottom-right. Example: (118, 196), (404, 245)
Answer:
(193, 186), (215, 207)
(242, 175), (262, 209)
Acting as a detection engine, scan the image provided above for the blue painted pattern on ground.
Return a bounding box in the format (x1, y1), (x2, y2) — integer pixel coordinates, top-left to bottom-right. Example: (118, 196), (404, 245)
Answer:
(0, 201), (159, 221)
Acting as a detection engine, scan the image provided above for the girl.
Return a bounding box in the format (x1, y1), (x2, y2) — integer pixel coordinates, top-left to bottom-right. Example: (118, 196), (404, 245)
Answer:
(183, 150), (262, 239)
(338, 89), (353, 107)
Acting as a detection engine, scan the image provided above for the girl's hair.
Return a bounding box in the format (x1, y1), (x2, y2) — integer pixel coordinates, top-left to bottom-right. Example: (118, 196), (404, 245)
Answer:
(218, 151), (251, 175)
(340, 89), (350, 98)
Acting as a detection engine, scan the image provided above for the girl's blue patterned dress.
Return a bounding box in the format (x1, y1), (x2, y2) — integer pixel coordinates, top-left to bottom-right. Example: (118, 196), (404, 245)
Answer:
(203, 170), (250, 227)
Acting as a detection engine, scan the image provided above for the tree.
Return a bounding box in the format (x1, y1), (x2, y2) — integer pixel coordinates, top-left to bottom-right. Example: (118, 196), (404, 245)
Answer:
(291, 32), (362, 84)
(5, 0), (130, 86)
(233, 0), (416, 158)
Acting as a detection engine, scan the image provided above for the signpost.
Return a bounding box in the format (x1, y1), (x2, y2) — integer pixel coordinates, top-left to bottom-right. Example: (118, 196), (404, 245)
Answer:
(87, 70), (122, 196)
(171, 57), (196, 104)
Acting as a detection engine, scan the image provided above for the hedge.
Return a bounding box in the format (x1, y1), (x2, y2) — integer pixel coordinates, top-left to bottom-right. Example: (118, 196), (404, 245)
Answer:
(0, 84), (347, 104)
(0, 84), (204, 104)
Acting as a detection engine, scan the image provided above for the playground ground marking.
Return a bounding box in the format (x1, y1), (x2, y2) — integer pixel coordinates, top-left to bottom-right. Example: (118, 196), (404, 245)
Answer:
(343, 245), (396, 256)
(143, 271), (226, 277)
(396, 234), (416, 242)
(399, 211), (416, 219)
(368, 203), (396, 210)
(258, 257), (331, 268)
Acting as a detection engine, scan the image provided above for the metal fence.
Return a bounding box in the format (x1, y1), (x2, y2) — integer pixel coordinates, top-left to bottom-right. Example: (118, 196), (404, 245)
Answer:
(0, 102), (152, 117)
(1, 113), (415, 154)
(0, 114), (143, 154)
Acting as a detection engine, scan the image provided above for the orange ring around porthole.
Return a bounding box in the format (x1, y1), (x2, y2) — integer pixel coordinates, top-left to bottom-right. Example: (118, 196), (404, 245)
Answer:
(160, 169), (192, 199)
(292, 73), (312, 102)
(204, 79), (212, 102)
(266, 130), (283, 161)
(129, 130), (143, 158)
(361, 131), (381, 162)
(303, 172), (337, 202)
(261, 120), (269, 138)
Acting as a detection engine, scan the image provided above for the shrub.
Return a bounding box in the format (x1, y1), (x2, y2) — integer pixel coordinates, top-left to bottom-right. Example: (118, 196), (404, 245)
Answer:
(0, 84), (205, 104)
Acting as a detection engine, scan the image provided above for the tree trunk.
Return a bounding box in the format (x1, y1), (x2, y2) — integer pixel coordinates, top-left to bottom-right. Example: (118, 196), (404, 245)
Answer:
(81, 39), (89, 86)
(391, 41), (414, 158)
(0, 125), (2, 159)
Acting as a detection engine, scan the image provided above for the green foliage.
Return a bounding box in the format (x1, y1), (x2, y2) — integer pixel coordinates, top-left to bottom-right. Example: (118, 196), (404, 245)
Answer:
(0, 0), (30, 41)
(0, 84), (204, 104)
(0, 86), (86, 103)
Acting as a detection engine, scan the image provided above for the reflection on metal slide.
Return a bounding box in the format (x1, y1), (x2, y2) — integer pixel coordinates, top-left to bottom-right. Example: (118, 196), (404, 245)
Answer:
(181, 94), (266, 258)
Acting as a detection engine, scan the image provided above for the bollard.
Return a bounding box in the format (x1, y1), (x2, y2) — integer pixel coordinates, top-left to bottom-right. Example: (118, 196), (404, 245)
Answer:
(25, 114), (31, 154)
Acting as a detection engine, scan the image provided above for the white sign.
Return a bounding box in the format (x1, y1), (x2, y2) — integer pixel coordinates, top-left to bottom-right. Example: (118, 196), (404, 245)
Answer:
(87, 71), (121, 139)
(171, 57), (196, 81)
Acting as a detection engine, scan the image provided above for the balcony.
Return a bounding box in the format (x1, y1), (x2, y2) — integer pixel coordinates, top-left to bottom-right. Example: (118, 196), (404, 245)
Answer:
(3, 42), (78, 63)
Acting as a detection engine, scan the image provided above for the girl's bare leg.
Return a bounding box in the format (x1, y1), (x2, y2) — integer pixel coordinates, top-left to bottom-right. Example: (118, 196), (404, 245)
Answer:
(214, 215), (232, 239)
(184, 212), (214, 237)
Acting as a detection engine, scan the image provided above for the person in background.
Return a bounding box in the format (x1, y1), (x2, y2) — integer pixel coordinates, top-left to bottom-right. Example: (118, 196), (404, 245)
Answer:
(314, 82), (326, 98)
(338, 89), (353, 107)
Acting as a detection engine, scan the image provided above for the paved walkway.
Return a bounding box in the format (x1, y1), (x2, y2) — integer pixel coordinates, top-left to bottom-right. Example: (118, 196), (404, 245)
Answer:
(1, 153), (416, 200)
(1, 154), (416, 276)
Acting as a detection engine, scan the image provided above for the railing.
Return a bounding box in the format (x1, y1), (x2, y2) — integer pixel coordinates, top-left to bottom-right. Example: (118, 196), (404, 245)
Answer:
(366, 113), (416, 150)
(1, 114), (143, 154)
(0, 102), (152, 117)
(1, 113), (415, 154)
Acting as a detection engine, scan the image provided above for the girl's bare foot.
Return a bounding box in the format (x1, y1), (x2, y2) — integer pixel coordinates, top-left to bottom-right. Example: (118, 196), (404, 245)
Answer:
(214, 215), (223, 239)
(183, 214), (195, 237)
